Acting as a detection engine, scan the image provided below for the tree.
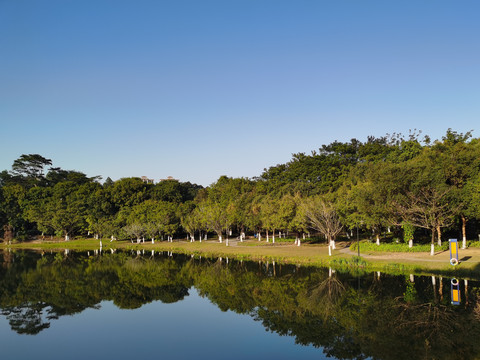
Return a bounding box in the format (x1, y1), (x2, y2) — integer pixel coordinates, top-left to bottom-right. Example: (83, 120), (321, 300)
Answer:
(180, 204), (201, 241)
(10, 154), (52, 186)
(302, 196), (343, 251)
(128, 200), (178, 241)
(393, 186), (457, 255)
(430, 130), (480, 248)
(22, 186), (54, 236)
(123, 223), (145, 242)
(260, 195), (281, 242)
(47, 182), (87, 240)
(1, 183), (29, 238)
(197, 201), (228, 242)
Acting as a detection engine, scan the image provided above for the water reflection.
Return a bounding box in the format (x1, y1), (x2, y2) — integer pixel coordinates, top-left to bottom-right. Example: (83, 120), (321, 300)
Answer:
(1, 250), (480, 360)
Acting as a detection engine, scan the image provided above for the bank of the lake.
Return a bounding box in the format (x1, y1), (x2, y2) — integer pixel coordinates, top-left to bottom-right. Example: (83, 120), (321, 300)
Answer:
(2, 238), (480, 278)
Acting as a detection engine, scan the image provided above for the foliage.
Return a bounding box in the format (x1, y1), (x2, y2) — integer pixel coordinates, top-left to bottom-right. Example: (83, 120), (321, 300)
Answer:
(2, 129), (480, 252)
(350, 241), (449, 253)
(401, 222), (415, 243)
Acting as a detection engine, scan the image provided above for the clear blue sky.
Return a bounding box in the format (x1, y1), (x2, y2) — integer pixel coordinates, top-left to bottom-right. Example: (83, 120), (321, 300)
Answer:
(1, 0), (479, 186)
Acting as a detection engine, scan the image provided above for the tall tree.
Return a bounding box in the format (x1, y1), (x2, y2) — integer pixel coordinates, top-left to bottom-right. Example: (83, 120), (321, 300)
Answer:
(11, 154), (52, 186)
(302, 196), (343, 251)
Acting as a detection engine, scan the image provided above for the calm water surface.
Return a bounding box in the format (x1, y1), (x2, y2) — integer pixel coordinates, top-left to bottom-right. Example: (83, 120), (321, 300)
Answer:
(1, 250), (479, 360)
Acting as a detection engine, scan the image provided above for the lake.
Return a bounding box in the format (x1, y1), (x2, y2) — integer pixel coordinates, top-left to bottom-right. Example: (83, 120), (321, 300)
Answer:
(1, 249), (479, 360)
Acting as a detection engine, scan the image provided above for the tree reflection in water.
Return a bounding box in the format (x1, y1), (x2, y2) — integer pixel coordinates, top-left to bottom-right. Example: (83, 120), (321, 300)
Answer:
(1, 250), (480, 359)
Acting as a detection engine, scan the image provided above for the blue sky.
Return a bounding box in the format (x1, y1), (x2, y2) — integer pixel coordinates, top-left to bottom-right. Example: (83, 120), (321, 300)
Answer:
(1, 1), (479, 186)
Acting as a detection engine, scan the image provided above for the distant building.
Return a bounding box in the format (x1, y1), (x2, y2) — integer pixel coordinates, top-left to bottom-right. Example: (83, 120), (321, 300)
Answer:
(141, 176), (154, 184)
(160, 176), (178, 181)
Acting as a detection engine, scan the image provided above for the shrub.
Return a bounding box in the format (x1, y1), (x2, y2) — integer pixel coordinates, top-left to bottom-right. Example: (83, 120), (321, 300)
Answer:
(350, 241), (449, 253)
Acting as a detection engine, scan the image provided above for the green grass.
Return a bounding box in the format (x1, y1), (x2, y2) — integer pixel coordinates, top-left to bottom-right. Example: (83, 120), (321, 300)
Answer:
(4, 237), (480, 279)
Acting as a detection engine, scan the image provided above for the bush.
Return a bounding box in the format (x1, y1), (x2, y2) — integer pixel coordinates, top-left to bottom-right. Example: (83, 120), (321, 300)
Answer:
(350, 241), (449, 253)
(466, 240), (480, 248)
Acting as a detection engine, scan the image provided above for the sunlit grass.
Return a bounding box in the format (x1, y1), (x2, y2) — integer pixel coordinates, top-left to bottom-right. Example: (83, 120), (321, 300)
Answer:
(3, 237), (480, 278)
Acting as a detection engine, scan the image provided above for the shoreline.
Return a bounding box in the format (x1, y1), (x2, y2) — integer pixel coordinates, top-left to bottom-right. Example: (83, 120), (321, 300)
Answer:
(2, 238), (480, 279)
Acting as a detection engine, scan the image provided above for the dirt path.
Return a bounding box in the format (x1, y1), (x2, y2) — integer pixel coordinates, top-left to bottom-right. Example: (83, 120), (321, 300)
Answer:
(339, 244), (480, 264)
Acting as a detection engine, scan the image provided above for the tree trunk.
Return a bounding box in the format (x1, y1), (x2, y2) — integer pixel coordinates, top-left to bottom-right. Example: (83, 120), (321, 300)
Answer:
(439, 277), (443, 301)
(465, 279), (469, 306)
(272, 230), (275, 244)
(266, 230), (269, 242)
(408, 239), (413, 248)
(462, 215), (467, 249)
(330, 239), (336, 250)
(436, 225), (441, 246)
(376, 234), (380, 246)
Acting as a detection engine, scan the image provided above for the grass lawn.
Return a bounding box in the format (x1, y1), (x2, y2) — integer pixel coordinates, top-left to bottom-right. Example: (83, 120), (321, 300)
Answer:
(3, 237), (480, 279)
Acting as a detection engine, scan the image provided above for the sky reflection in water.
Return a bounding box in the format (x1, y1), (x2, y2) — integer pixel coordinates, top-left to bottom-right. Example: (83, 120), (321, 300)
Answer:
(1, 288), (326, 360)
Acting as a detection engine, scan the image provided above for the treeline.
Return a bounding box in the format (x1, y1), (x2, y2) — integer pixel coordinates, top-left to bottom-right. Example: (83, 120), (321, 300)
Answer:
(1, 129), (480, 252)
